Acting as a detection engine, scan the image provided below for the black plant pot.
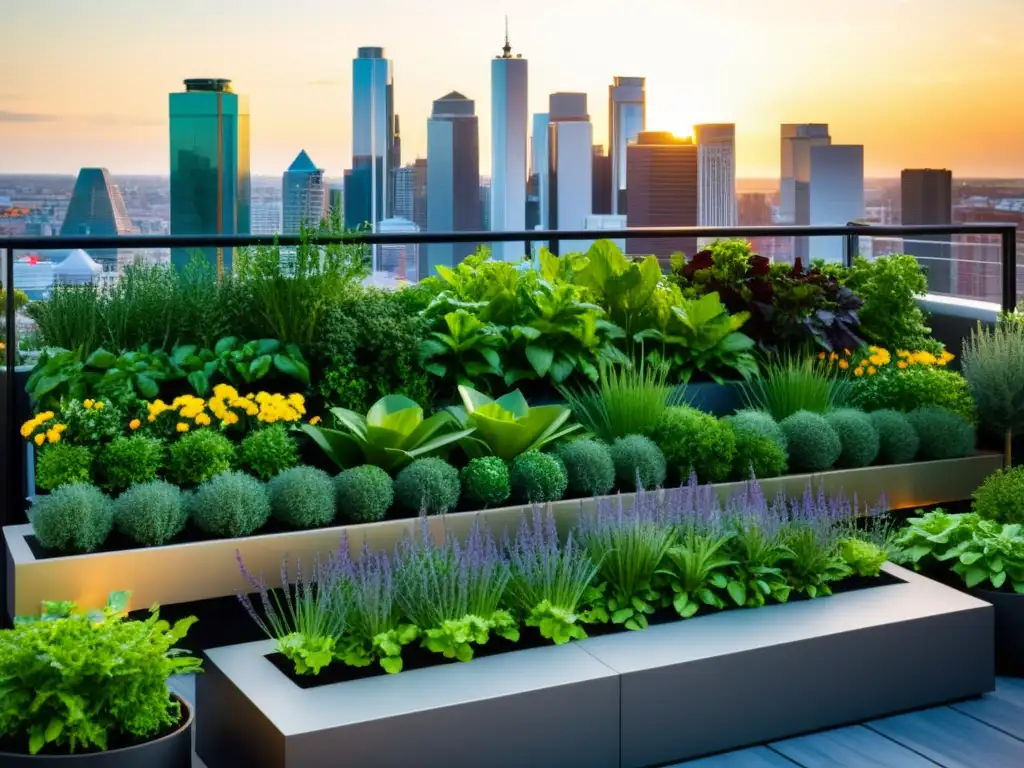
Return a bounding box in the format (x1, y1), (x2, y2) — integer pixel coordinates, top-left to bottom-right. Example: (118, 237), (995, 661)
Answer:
(0, 695), (193, 767)
(973, 588), (1024, 677)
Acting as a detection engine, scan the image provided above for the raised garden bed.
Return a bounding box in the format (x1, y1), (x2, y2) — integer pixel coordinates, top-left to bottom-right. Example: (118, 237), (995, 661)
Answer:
(193, 562), (993, 768)
(4, 452), (1002, 619)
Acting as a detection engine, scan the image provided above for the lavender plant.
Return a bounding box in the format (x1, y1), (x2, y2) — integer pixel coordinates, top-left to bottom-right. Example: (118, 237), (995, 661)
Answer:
(236, 549), (347, 675)
(577, 489), (677, 630)
(505, 507), (601, 644)
(393, 520), (516, 662)
(780, 486), (855, 598)
(722, 480), (793, 607)
(331, 536), (419, 674)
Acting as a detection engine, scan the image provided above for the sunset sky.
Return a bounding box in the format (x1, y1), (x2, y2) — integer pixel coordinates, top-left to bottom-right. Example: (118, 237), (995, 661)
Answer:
(2, 0), (1023, 178)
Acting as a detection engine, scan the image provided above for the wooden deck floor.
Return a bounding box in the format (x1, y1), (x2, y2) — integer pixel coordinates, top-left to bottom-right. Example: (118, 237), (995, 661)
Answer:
(172, 676), (1024, 768)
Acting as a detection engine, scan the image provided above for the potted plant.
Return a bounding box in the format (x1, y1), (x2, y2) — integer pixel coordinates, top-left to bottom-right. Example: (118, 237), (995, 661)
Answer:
(0, 591), (201, 765)
(892, 509), (1024, 676)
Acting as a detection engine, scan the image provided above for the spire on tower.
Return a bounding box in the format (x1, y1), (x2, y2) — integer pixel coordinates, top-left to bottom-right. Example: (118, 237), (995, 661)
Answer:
(501, 15), (512, 58)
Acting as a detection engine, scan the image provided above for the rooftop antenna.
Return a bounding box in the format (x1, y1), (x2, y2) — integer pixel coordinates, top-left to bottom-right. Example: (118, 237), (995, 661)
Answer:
(501, 15), (512, 58)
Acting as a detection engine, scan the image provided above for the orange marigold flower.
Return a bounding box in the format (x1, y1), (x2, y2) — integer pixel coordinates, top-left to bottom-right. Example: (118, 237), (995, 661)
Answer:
(309, 415), (322, 425)
(129, 419), (141, 430)
(854, 367), (864, 377)
(897, 361), (908, 369)
(176, 422), (190, 433)
(838, 360), (849, 370)
(867, 366), (877, 375)
(817, 352), (826, 360)
(33, 433), (46, 446)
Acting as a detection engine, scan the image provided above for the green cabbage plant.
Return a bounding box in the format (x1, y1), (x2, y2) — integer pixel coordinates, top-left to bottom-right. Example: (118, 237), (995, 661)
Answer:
(301, 395), (474, 472)
(447, 386), (580, 461)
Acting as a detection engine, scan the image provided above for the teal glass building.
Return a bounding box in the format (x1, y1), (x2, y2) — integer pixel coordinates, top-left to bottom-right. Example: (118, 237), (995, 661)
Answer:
(169, 78), (250, 274)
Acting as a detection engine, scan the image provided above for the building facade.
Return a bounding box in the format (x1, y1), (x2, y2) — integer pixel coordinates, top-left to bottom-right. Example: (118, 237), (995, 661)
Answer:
(60, 167), (134, 265)
(282, 150), (326, 234)
(694, 124), (737, 227)
(901, 168), (953, 293)
(348, 47), (395, 230)
(625, 131), (698, 264)
(490, 32), (528, 260)
(809, 144), (865, 263)
(592, 145), (612, 216)
(547, 93), (593, 251)
(411, 158), (428, 232)
(529, 113), (550, 230)
(426, 91), (481, 277)
(608, 76), (646, 215)
(169, 78), (251, 273)
(394, 165), (415, 221)
(377, 217), (419, 282)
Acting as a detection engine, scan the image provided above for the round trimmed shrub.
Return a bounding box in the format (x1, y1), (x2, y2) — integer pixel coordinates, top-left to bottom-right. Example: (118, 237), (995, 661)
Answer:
(906, 407), (975, 461)
(190, 470), (270, 538)
(394, 458), (461, 514)
(972, 467), (1024, 525)
(35, 443), (93, 492)
(239, 425), (300, 481)
(336, 465), (394, 523)
(167, 429), (236, 487)
(29, 483), (113, 553)
(510, 451), (568, 504)
(113, 480), (187, 547)
(651, 407), (736, 484)
(868, 409), (920, 465)
(609, 435), (667, 491)
(729, 425), (788, 480)
(555, 438), (615, 498)
(98, 435), (164, 493)
(728, 409), (788, 451)
(825, 409), (880, 469)
(779, 411), (842, 473)
(460, 457), (511, 508)
(269, 466), (336, 528)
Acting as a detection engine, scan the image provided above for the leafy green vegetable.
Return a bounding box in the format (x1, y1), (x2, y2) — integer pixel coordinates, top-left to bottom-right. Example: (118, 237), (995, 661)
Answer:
(656, 527), (738, 618)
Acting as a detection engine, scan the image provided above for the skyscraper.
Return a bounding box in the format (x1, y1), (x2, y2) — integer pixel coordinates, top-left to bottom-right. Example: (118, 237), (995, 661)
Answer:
(592, 145), (612, 216)
(780, 123), (831, 258)
(426, 91), (481, 277)
(395, 165), (415, 221)
(809, 144), (865, 263)
(60, 167), (133, 265)
(282, 150), (326, 234)
(348, 47), (395, 230)
(411, 158), (428, 232)
(626, 131), (698, 264)
(694, 124), (737, 227)
(377, 217), (419, 282)
(608, 76), (646, 215)
(529, 113), (550, 230)
(169, 78), (250, 273)
(901, 168), (953, 293)
(547, 93), (593, 251)
(490, 23), (528, 260)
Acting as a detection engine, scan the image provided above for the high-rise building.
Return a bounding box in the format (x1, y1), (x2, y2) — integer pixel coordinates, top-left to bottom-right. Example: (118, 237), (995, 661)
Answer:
(348, 47), (395, 230)
(328, 184), (344, 218)
(780, 123), (831, 258)
(809, 144), (865, 263)
(547, 93), (593, 250)
(60, 167), (133, 265)
(395, 165), (415, 221)
(169, 78), (251, 273)
(694, 124), (737, 228)
(426, 91), (481, 277)
(901, 168), (953, 293)
(592, 145), (612, 216)
(529, 113), (550, 230)
(411, 158), (428, 232)
(490, 25), (528, 260)
(282, 150), (326, 234)
(250, 201), (281, 235)
(608, 76), (646, 215)
(626, 131), (698, 264)
(377, 217), (419, 282)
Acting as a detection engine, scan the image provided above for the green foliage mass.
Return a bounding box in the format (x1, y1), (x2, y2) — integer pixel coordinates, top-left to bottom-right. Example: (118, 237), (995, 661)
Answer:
(335, 465), (395, 523)
(113, 480), (188, 547)
(167, 429), (236, 487)
(651, 406), (736, 484)
(393, 458), (461, 514)
(98, 435), (165, 493)
(555, 438), (616, 498)
(239, 424), (300, 481)
(841, 255), (940, 352)
(825, 409), (880, 469)
(729, 426), (788, 480)
(973, 467), (1024, 526)
(852, 365), (976, 425)
(190, 470), (271, 538)
(779, 411), (842, 473)
(906, 407), (976, 461)
(868, 409), (920, 465)
(840, 538), (888, 578)
(609, 435), (667, 491)
(460, 457), (512, 508)
(510, 451), (568, 503)
(961, 321), (1024, 441)
(35, 443), (94, 492)
(29, 483), (113, 553)
(268, 466), (336, 528)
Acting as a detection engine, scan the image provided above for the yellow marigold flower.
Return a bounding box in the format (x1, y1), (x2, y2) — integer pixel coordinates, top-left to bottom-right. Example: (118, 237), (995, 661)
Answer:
(129, 418), (141, 430)
(843, 348), (852, 356)
(34, 433), (46, 446)
(829, 351), (838, 362)
(309, 415), (322, 425)
(195, 413), (211, 426)
(213, 384), (238, 400)
(867, 366), (877, 375)
(46, 428), (61, 444)
(20, 420), (36, 438)
(854, 367), (864, 377)
(83, 399), (94, 409)
(859, 359), (869, 367)
(176, 422), (190, 433)
(93, 400), (105, 410)
(838, 360), (849, 370)
(897, 361), (908, 369)
(224, 412), (239, 426)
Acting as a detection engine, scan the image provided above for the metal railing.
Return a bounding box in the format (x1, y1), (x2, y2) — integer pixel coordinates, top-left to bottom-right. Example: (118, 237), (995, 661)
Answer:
(0, 222), (1017, 522)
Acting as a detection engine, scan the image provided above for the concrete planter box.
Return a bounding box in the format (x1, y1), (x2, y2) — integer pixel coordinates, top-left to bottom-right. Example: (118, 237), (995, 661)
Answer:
(195, 641), (619, 768)
(973, 588), (1024, 677)
(4, 452), (1002, 619)
(577, 563), (994, 767)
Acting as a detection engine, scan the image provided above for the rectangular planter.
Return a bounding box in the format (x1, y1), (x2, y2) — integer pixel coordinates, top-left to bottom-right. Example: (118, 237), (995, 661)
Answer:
(4, 452), (1002, 619)
(576, 563), (994, 767)
(195, 640), (620, 768)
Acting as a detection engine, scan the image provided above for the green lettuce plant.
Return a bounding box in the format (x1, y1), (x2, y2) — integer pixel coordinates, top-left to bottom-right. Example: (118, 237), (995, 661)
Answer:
(447, 386), (579, 460)
(302, 394), (474, 472)
(419, 310), (506, 391)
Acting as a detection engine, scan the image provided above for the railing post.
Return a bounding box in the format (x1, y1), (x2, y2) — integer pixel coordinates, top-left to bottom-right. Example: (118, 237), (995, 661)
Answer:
(843, 232), (859, 268)
(3, 245), (16, 527)
(1002, 227), (1018, 314)
(524, 238), (534, 266)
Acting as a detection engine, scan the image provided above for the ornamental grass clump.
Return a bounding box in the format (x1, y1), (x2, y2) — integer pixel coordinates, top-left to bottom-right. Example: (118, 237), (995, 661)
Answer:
(962, 321), (1024, 465)
(555, 438), (615, 498)
(393, 520), (517, 662)
(190, 470), (271, 538)
(113, 480), (187, 547)
(577, 490), (677, 630)
(29, 483), (113, 553)
(393, 457), (461, 514)
(34, 443), (94, 492)
(825, 408), (880, 469)
(906, 407), (975, 461)
(460, 456), (511, 508)
(509, 451), (568, 503)
(98, 435), (165, 493)
(239, 424), (301, 481)
(505, 507), (601, 643)
(268, 466), (336, 528)
(335, 465), (394, 523)
(609, 434), (667, 491)
(868, 409), (920, 465)
(237, 550), (348, 676)
(742, 352), (854, 421)
(779, 410), (841, 473)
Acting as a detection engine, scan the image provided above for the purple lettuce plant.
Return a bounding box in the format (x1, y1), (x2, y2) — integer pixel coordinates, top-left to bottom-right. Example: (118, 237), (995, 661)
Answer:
(505, 506), (601, 644)
(393, 519), (516, 662)
(236, 549), (347, 675)
(330, 534), (420, 674)
(575, 487), (677, 630)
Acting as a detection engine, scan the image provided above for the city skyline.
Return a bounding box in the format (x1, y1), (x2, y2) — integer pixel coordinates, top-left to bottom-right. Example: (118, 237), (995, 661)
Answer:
(3, 0), (1024, 178)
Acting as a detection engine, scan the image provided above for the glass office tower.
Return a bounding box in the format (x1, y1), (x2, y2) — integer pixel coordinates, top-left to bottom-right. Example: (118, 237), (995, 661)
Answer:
(169, 78), (251, 274)
(60, 167), (133, 266)
(608, 76), (645, 215)
(348, 47), (395, 230)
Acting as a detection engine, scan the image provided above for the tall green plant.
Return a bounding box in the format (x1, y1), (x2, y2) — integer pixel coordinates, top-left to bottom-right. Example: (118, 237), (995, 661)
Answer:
(842, 255), (938, 352)
(742, 351), (854, 421)
(962, 321), (1024, 466)
(25, 282), (100, 352)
